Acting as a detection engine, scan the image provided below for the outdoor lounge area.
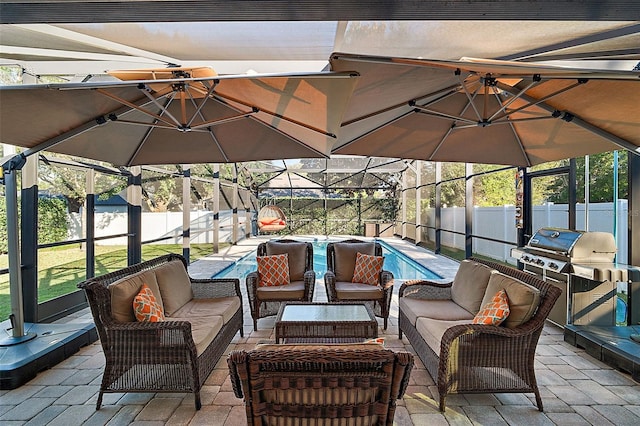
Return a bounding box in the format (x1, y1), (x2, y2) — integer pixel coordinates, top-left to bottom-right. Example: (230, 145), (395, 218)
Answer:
(1, 2), (640, 425)
(1, 237), (639, 425)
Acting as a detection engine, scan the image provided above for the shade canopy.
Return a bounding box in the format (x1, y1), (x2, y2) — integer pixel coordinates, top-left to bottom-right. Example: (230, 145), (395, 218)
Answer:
(0, 68), (358, 165)
(330, 53), (640, 166)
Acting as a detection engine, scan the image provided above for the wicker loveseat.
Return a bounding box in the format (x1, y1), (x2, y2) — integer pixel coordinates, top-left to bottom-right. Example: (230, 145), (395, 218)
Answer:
(77, 254), (243, 410)
(228, 343), (414, 425)
(398, 257), (560, 412)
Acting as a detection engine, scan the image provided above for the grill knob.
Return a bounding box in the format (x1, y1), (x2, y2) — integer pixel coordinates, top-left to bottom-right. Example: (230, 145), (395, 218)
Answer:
(536, 259), (545, 266)
(523, 255), (530, 262)
(549, 262), (558, 270)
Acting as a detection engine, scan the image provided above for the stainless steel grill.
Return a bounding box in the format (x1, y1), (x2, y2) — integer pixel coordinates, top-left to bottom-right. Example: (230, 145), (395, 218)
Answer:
(511, 227), (618, 326)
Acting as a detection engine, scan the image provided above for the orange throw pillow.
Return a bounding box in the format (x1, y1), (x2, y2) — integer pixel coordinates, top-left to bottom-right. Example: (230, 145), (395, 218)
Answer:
(473, 289), (510, 326)
(257, 253), (290, 287)
(133, 283), (165, 322)
(352, 252), (384, 286)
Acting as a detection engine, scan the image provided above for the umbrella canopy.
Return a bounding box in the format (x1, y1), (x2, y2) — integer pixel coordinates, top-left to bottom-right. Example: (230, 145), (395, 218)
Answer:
(330, 53), (640, 166)
(0, 67), (358, 165)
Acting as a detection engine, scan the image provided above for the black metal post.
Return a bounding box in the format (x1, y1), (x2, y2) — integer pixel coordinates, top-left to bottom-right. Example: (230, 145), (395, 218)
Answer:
(127, 169), (142, 265)
(435, 162), (442, 254)
(465, 163), (473, 259)
(569, 158), (577, 230)
(20, 158), (38, 323)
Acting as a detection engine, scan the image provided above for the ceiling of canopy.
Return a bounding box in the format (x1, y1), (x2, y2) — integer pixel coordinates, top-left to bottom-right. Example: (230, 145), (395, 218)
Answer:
(1, 21), (639, 78)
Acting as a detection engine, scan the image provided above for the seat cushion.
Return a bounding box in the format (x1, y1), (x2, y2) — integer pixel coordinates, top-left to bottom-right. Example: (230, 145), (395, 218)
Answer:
(266, 241), (308, 282)
(480, 271), (540, 328)
(334, 242), (376, 282)
(335, 281), (383, 300)
(257, 281), (306, 301)
(416, 317), (474, 354)
(154, 259), (194, 316)
(399, 298), (474, 325)
(257, 254), (290, 287)
(170, 310), (224, 356)
(450, 260), (494, 315)
(171, 297), (241, 324)
(109, 269), (163, 322)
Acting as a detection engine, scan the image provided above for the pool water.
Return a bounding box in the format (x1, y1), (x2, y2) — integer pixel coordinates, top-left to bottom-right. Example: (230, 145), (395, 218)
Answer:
(213, 239), (442, 281)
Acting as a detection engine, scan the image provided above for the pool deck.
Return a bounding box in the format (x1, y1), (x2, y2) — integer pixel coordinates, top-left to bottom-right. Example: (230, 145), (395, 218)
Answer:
(1, 236), (639, 425)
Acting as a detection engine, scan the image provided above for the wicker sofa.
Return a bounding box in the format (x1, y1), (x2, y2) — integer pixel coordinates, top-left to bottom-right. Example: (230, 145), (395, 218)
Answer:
(77, 254), (243, 410)
(398, 257), (561, 412)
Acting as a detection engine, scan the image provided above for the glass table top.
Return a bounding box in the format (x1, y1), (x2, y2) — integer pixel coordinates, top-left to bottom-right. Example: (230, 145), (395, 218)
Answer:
(280, 304), (371, 322)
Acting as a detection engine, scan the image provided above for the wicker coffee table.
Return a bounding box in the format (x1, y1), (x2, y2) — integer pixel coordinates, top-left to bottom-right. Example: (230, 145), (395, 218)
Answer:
(274, 302), (378, 343)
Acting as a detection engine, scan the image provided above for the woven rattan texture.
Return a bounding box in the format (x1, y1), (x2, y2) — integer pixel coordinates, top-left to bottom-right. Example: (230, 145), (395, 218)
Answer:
(398, 257), (561, 412)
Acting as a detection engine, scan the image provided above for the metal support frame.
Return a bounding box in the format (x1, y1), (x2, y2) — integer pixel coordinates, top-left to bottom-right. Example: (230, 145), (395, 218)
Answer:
(127, 166), (142, 265)
(20, 155), (38, 323)
(182, 165), (191, 262)
(0, 153), (36, 345)
(86, 168), (95, 279)
(630, 153), (640, 267)
(435, 162), (442, 254)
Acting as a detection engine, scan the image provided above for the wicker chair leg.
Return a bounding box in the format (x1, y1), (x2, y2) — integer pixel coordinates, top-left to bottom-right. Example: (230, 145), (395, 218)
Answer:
(534, 389), (544, 411)
(439, 394), (446, 412)
(195, 392), (202, 410)
(383, 316), (388, 330)
(96, 391), (104, 410)
(252, 317), (258, 331)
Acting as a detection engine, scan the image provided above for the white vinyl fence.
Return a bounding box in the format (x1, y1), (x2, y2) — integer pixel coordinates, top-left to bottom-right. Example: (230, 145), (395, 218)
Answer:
(69, 209), (249, 246)
(419, 201), (629, 264)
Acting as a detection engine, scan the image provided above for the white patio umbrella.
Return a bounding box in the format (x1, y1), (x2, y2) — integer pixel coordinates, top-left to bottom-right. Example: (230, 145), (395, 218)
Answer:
(330, 53), (640, 166)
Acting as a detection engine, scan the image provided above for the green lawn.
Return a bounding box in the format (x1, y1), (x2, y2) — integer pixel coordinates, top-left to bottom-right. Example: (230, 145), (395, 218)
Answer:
(0, 243), (229, 320)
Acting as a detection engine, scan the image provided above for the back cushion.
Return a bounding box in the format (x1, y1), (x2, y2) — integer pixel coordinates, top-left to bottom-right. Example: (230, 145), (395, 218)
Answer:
(450, 260), (494, 314)
(480, 271), (541, 328)
(155, 259), (194, 316)
(333, 242), (376, 282)
(109, 269), (162, 322)
(266, 241), (308, 282)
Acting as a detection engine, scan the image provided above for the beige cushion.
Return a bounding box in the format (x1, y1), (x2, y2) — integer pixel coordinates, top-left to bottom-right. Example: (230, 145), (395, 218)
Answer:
(170, 312), (224, 356)
(266, 241), (308, 282)
(257, 281), (306, 301)
(480, 271), (541, 328)
(155, 259), (194, 316)
(109, 269), (163, 322)
(416, 317), (473, 354)
(170, 297), (240, 324)
(399, 298), (474, 326)
(335, 281), (383, 300)
(450, 260), (494, 315)
(333, 242), (376, 282)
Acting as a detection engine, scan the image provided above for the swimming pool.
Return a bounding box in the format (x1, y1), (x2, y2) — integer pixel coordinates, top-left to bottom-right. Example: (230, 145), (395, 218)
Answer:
(213, 239), (442, 281)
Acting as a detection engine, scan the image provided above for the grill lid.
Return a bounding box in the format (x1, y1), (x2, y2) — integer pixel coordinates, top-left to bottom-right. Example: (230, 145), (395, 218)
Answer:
(528, 227), (583, 254)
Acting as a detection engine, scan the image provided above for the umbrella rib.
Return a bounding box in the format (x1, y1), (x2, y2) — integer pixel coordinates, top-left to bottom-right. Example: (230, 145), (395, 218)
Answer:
(458, 73), (483, 121)
(96, 88), (177, 128)
(190, 111), (256, 130)
(186, 80), (219, 127)
(341, 84), (460, 127)
(487, 79), (540, 122)
(429, 126), (454, 161)
(108, 119), (176, 130)
(413, 106), (477, 125)
(212, 92), (335, 138)
(139, 86), (182, 126)
(508, 121), (532, 167)
(493, 79), (587, 121)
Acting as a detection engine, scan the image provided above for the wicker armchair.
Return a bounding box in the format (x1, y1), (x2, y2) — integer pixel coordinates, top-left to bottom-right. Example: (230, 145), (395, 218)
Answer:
(77, 254), (243, 410)
(228, 344), (414, 426)
(246, 239), (316, 330)
(324, 239), (394, 329)
(398, 257), (561, 412)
